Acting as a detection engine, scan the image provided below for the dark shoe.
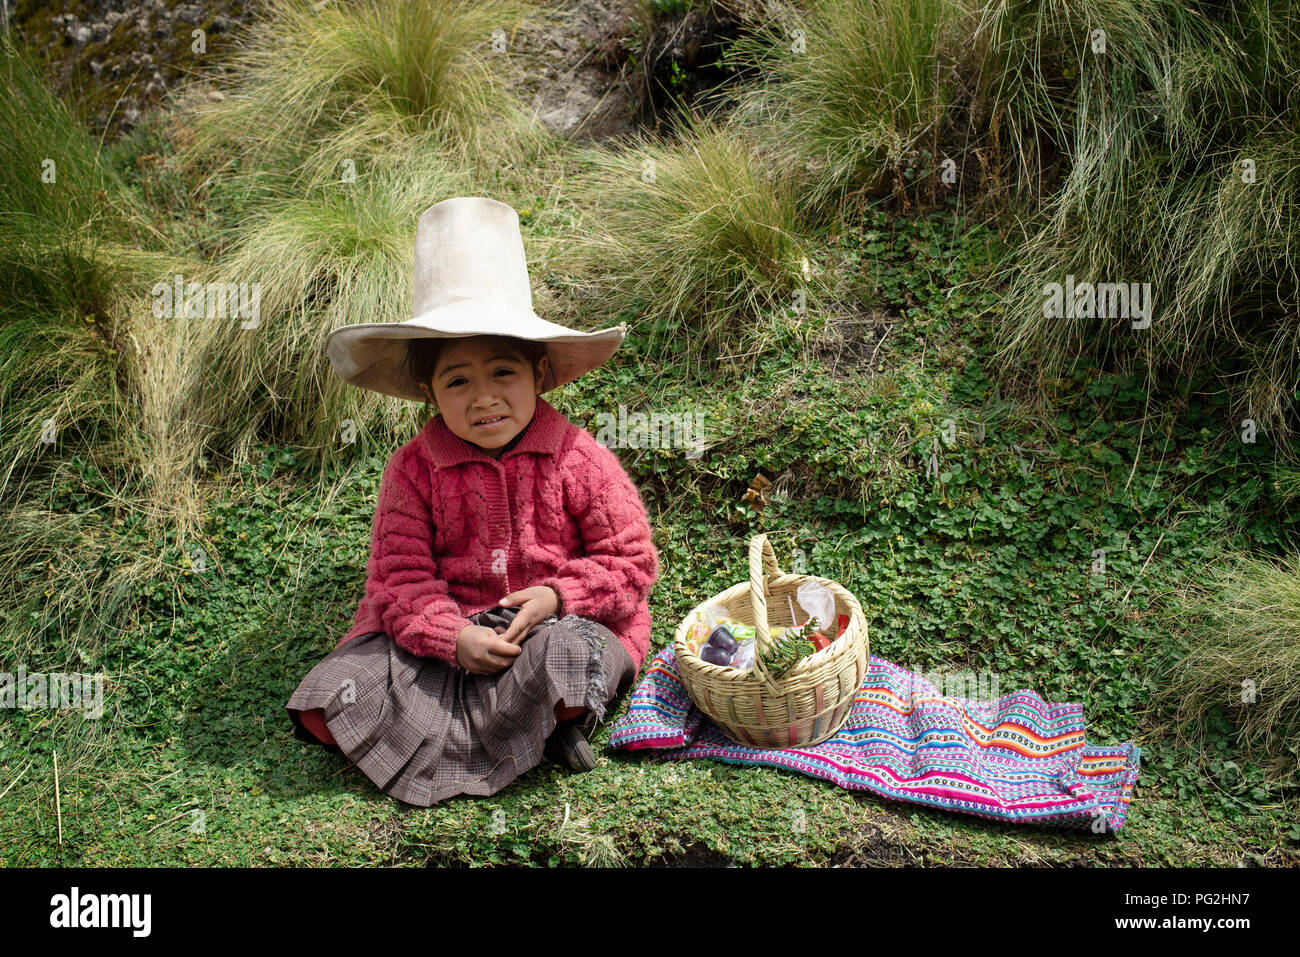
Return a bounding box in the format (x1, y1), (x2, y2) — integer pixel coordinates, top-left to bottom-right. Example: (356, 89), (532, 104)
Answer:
(544, 720), (596, 772)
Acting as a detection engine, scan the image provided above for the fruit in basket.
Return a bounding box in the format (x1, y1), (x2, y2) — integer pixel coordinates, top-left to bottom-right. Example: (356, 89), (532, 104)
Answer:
(699, 643), (732, 666)
(707, 625), (738, 655)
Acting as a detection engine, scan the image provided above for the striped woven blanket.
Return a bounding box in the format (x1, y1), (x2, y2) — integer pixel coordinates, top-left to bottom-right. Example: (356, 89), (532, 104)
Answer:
(609, 645), (1141, 832)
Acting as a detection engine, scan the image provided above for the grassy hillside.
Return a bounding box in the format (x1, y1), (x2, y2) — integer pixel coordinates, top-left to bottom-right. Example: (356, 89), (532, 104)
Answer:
(2, 0), (1298, 866)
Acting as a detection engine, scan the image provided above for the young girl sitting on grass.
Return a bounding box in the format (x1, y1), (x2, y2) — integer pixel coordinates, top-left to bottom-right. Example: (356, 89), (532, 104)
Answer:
(286, 197), (659, 807)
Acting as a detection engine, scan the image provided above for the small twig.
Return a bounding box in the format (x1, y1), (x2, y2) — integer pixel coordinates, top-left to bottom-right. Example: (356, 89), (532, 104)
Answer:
(900, 120), (939, 156)
(53, 752), (63, 846)
(1123, 392), (1152, 493)
(145, 808), (196, 835)
(0, 760), (33, 803)
(146, 767), (183, 791)
(1122, 530), (1166, 604)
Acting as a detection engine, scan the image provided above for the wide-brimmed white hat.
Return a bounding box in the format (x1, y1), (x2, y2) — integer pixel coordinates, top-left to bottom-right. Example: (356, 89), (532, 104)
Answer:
(325, 196), (627, 401)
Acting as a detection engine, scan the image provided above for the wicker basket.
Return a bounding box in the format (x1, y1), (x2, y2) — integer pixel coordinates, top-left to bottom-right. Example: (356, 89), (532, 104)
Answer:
(673, 533), (869, 748)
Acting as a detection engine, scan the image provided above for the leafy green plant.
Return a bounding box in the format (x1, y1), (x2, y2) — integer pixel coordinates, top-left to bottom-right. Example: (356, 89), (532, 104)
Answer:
(757, 619), (824, 677)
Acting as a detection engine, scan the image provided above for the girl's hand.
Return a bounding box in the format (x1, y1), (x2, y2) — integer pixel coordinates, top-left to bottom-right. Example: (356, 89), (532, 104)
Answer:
(496, 586), (560, 645)
(456, 624), (522, 675)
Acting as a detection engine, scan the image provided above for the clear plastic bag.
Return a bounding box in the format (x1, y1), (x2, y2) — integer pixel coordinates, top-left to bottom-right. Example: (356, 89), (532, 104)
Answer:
(730, 638), (756, 670)
(699, 602), (731, 628)
(684, 603), (732, 655)
(687, 605), (766, 671)
(796, 581), (836, 636)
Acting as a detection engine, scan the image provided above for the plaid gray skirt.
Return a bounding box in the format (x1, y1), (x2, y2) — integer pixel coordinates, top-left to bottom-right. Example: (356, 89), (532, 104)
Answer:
(285, 605), (636, 807)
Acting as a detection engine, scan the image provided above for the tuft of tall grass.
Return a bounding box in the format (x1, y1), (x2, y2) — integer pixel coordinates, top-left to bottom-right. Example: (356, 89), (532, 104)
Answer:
(724, 0), (975, 221)
(0, 35), (148, 247)
(172, 0), (551, 223)
(0, 502), (153, 660)
(546, 109), (814, 376)
(0, 300), (132, 505)
(0, 37), (174, 505)
(176, 152), (474, 477)
(555, 801), (627, 867)
(959, 0), (1195, 211)
(0, 35), (213, 743)
(985, 0), (1300, 439)
(1154, 551), (1300, 788)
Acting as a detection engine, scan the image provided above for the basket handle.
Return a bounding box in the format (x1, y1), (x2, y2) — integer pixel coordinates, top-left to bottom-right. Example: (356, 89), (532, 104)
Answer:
(747, 534), (785, 695)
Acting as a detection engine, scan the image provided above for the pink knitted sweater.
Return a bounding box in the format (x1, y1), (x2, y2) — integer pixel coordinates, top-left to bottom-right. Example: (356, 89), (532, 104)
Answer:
(338, 397), (659, 672)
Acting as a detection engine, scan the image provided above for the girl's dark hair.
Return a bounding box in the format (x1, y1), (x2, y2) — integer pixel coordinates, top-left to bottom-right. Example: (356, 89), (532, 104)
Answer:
(405, 334), (548, 400)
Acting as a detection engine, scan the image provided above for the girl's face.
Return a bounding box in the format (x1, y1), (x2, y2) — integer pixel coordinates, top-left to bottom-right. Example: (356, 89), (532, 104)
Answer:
(421, 337), (549, 459)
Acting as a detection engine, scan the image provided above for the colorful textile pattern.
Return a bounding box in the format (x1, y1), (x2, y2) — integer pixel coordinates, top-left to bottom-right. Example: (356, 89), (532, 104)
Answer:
(609, 645), (1141, 832)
